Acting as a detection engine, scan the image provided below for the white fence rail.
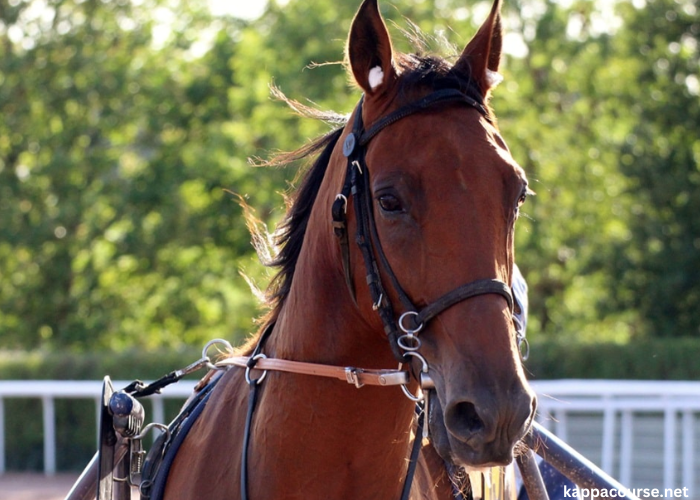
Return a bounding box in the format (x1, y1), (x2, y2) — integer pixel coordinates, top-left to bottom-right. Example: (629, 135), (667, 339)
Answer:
(0, 380), (197, 476)
(534, 380), (700, 498)
(0, 379), (698, 496)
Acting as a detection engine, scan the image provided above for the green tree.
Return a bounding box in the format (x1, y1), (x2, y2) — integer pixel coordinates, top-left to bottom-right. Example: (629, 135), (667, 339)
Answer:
(0, 0), (264, 349)
(2, 0), (698, 353)
(605, 0), (700, 338)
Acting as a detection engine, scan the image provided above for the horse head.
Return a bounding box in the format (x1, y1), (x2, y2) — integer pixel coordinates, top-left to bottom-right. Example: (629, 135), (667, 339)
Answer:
(336, 0), (536, 467)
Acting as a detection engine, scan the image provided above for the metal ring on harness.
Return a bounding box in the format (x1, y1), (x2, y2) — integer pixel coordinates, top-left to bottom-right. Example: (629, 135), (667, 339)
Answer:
(202, 338), (233, 371)
(335, 194), (348, 214)
(398, 312), (423, 352)
(399, 351), (430, 402)
(245, 353), (268, 385)
(398, 311), (423, 335)
(517, 334), (530, 361)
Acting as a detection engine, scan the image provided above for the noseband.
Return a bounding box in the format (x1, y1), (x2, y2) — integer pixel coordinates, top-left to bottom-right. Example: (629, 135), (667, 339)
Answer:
(331, 88), (516, 365)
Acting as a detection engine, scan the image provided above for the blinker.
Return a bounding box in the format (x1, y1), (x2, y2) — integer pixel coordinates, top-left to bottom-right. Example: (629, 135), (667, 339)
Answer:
(343, 132), (356, 157)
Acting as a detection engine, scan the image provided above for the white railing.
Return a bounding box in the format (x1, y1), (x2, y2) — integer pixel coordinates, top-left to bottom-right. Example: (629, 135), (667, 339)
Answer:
(534, 380), (700, 499)
(0, 380), (197, 476)
(0, 379), (698, 497)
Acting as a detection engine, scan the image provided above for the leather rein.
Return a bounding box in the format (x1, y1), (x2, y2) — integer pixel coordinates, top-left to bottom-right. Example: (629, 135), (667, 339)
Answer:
(227, 88), (521, 500)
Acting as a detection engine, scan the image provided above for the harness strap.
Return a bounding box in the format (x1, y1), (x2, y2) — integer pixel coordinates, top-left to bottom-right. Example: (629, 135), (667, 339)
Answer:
(358, 88), (489, 146)
(414, 279), (514, 329)
(400, 404), (426, 500)
(217, 356), (410, 387)
(241, 381), (260, 500)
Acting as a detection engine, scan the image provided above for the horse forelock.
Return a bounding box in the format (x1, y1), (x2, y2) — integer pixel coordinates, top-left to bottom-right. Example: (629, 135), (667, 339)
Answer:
(394, 52), (495, 122)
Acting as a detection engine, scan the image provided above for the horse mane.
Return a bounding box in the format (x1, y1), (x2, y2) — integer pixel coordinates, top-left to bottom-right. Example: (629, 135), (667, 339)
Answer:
(243, 50), (488, 348)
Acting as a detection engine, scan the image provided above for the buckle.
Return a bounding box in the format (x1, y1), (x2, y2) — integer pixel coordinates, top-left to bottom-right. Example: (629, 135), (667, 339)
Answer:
(344, 367), (364, 388)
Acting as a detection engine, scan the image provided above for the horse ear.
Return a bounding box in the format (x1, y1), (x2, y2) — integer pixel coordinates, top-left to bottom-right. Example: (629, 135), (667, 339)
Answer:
(346, 0), (397, 96)
(454, 0), (504, 96)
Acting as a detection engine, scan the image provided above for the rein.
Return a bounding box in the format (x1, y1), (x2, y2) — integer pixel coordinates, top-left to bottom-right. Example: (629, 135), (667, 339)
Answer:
(236, 88), (519, 500)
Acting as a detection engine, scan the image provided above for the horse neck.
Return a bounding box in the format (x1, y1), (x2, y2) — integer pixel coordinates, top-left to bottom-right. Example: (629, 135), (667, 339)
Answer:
(248, 154), (418, 497)
(270, 145), (396, 368)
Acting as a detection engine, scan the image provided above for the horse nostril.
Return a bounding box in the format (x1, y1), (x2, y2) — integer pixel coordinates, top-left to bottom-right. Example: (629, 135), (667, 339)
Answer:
(444, 401), (485, 442)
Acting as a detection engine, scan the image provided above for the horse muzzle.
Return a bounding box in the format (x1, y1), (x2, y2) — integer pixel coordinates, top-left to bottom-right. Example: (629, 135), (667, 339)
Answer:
(428, 384), (536, 467)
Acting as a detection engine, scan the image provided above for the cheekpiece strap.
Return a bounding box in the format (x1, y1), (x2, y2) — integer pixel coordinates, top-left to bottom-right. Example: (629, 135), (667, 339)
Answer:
(334, 89), (495, 363)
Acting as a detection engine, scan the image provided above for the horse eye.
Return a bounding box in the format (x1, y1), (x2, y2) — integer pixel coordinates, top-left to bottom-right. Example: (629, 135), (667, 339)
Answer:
(517, 188), (530, 208)
(378, 194), (403, 213)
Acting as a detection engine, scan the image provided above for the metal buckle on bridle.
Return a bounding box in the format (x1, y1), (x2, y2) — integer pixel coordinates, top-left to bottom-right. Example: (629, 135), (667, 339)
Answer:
(344, 367), (364, 388)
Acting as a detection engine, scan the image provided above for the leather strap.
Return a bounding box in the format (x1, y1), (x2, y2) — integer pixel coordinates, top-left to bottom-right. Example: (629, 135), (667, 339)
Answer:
(217, 356), (410, 387)
(359, 88), (489, 147)
(414, 279), (514, 328)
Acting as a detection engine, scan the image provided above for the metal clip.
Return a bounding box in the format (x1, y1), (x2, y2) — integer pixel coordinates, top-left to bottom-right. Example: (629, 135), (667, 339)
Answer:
(372, 293), (383, 311)
(419, 372), (435, 390)
(129, 438), (145, 485)
(124, 423), (169, 487)
(422, 390), (431, 440)
(202, 338), (234, 371)
(344, 367), (364, 388)
(419, 372), (434, 441)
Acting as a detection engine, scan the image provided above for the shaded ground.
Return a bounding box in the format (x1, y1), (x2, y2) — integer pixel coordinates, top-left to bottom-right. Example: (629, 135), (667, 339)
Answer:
(0, 473), (143, 500)
(0, 473), (81, 500)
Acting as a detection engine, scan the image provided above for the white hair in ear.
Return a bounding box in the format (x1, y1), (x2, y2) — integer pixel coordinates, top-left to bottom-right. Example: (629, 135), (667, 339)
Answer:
(368, 66), (384, 90)
(485, 69), (504, 88)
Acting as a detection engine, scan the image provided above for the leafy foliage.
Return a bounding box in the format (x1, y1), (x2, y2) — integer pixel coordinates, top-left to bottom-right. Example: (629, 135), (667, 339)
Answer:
(0, 0), (698, 352)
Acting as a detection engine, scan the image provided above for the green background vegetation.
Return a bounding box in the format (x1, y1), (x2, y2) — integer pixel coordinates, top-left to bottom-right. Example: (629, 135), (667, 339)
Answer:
(2, 0), (699, 351)
(1, 0), (699, 471)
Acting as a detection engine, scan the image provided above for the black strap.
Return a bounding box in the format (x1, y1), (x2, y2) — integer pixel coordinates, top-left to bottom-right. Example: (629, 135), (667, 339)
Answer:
(400, 404), (426, 500)
(241, 382), (260, 500)
(415, 279), (514, 328)
(239, 321), (276, 500)
(144, 377), (220, 500)
(359, 89), (488, 146)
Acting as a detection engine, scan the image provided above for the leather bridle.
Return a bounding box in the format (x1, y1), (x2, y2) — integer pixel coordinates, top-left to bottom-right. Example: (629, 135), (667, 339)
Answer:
(331, 88), (515, 366)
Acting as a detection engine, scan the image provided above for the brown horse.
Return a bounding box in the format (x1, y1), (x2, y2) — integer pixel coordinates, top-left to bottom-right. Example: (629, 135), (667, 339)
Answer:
(162, 0), (535, 498)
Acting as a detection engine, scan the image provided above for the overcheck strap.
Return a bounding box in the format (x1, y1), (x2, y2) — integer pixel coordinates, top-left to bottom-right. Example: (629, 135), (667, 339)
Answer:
(217, 356), (410, 387)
